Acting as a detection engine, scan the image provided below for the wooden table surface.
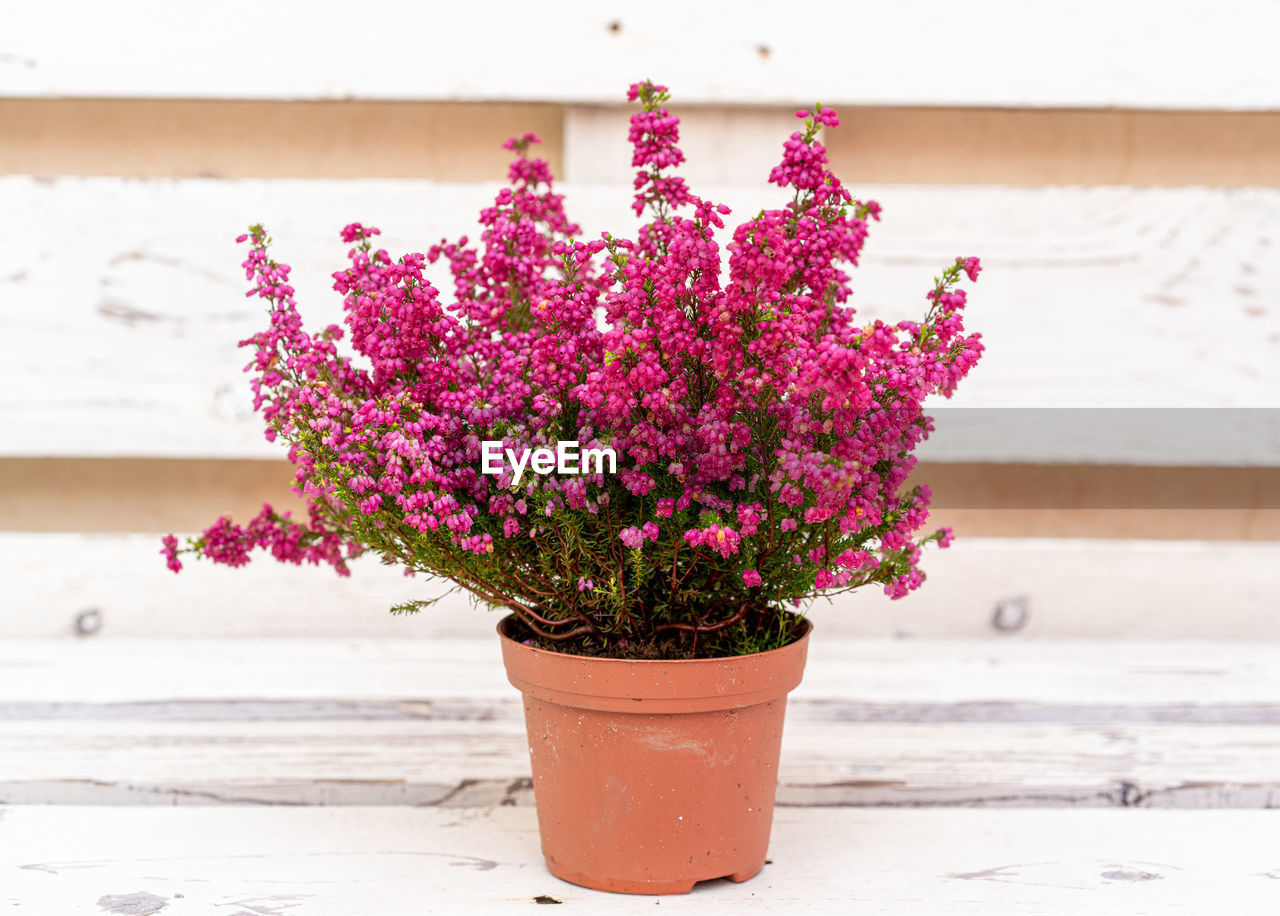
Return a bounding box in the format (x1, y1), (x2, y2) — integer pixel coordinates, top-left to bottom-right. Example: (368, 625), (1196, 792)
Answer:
(3, 633), (1279, 913)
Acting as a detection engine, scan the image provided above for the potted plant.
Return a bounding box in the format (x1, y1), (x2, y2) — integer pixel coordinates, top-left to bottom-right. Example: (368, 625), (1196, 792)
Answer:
(162, 80), (983, 895)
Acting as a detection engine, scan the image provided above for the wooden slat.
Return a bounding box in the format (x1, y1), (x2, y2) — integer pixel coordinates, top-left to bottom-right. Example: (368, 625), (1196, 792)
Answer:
(921, 508), (1280, 542)
(4, 177), (1278, 461)
(3, 719), (1279, 808)
(0, 458), (296, 534)
(3, 807), (1280, 912)
(3, 460), (1277, 539)
(6, 639), (1279, 707)
(0, 99), (564, 180)
(567, 106), (1280, 188)
(2, 638), (1279, 808)
(4, 1), (1279, 110)
(4, 535), (1280, 639)
(824, 108), (1280, 188)
(8, 100), (1278, 188)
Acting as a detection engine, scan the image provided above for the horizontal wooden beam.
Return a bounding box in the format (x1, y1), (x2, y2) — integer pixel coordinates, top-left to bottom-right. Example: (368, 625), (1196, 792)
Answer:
(3, 719), (1278, 809)
(568, 106), (1280, 188)
(5, 1), (1278, 109)
(9, 638), (1280, 707)
(4, 536), (1277, 638)
(2, 459), (1277, 539)
(825, 108), (1280, 188)
(7, 100), (1278, 188)
(0, 459), (295, 533)
(920, 463), (1280, 540)
(3, 639), (1280, 807)
(4, 806), (1278, 909)
(4, 178), (1277, 460)
(0, 100), (564, 181)
(919, 463), (1280, 510)
(929, 508), (1280, 542)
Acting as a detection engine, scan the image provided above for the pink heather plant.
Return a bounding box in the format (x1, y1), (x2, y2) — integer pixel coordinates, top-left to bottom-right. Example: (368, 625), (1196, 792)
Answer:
(164, 81), (983, 657)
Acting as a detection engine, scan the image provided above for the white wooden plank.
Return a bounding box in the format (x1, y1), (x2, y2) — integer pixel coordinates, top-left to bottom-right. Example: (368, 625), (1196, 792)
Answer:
(2, 638), (1278, 708)
(3, 637), (1279, 809)
(3, 806), (1279, 913)
(4, 534), (1278, 639)
(4, 1), (1279, 110)
(3, 177), (1278, 462)
(2, 718), (1279, 808)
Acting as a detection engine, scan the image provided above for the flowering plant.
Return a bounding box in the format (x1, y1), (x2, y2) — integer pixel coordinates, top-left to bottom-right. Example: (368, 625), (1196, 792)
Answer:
(163, 81), (983, 658)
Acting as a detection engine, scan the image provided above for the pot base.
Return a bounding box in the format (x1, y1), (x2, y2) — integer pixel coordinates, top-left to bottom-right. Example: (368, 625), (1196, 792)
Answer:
(548, 859), (764, 895)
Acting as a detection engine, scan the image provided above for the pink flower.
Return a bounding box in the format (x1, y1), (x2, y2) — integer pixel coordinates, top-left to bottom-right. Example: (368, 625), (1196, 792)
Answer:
(160, 535), (182, 573)
(167, 79), (983, 644)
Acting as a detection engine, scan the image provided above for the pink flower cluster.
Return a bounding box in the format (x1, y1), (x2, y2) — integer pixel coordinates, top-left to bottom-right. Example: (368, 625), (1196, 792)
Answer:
(165, 80), (983, 646)
(162, 504), (355, 574)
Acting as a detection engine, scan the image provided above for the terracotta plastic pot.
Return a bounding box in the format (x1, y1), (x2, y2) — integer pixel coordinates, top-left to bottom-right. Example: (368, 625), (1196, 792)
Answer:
(498, 615), (812, 895)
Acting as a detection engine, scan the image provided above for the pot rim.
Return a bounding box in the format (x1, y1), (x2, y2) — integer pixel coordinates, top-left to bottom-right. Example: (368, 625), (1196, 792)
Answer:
(495, 611), (812, 665)
(497, 612), (813, 711)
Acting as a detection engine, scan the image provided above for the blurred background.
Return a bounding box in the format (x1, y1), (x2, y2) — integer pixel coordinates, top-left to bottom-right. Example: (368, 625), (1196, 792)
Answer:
(2, 0), (1278, 640)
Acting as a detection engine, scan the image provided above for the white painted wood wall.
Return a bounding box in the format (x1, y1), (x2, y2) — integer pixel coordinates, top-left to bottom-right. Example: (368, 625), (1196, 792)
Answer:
(2, 3), (1279, 912)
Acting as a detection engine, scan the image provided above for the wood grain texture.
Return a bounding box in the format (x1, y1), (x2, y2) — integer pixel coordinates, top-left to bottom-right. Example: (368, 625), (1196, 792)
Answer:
(5, 638), (1278, 706)
(4, 535), (1279, 639)
(2, 719), (1279, 808)
(3, 178), (1278, 460)
(4, 1), (1279, 109)
(2, 638), (1279, 809)
(916, 464), (1280, 540)
(0, 458), (297, 533)
(9, 99), (1279, 188)
(568, 106), (1280, 188)
(823, 108), (1280, 188)
(923, 508), (1280, 542)
(3, 807), (1280, 913)
(0, 99), (564, 180)
(4, 459), (1277, 538)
